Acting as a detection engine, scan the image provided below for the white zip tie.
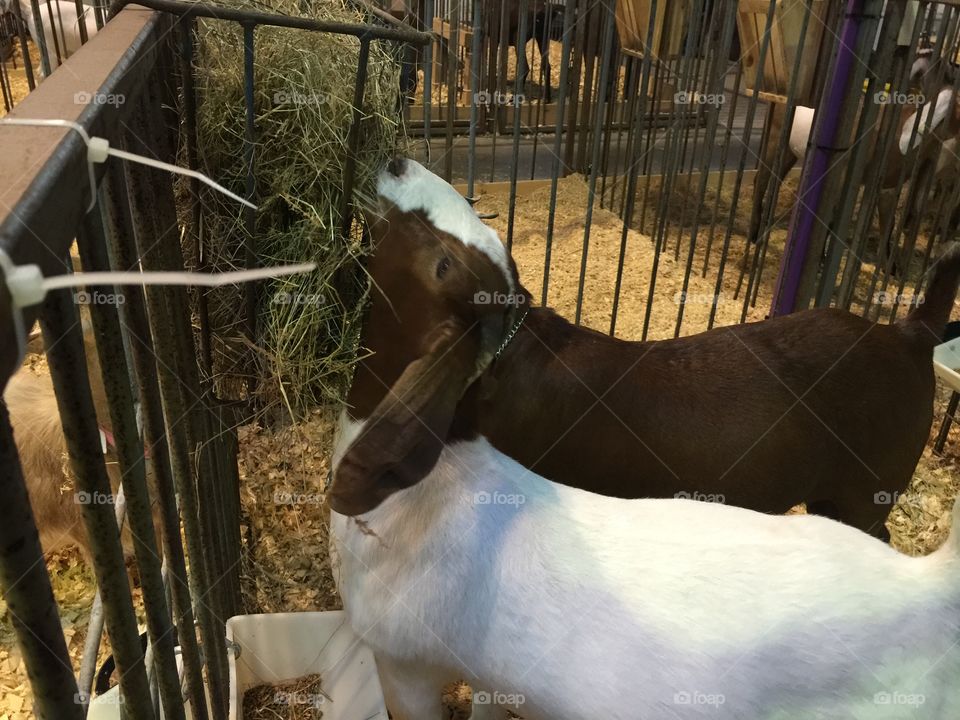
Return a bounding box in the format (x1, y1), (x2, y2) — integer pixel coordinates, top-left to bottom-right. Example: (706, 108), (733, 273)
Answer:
(0, 249), (316, 378)
(0, 118), (256, 212)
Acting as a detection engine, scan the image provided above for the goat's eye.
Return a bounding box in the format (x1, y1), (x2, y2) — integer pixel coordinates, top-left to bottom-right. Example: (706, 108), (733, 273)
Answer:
(436, 256), (451, 279)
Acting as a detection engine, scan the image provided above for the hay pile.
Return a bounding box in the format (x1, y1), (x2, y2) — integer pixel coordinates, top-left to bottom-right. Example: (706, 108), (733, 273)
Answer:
(243, 673), (328, 719)
(193, 0), (405, 416)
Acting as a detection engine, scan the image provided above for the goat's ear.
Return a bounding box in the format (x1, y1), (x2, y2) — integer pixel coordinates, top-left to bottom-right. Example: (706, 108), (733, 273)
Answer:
(328, 320), (478, 516)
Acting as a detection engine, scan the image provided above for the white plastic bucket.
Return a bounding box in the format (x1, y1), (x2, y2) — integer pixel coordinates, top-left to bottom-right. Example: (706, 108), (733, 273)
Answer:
(227, 610), (386, 720)
(934, 339), (960, 392)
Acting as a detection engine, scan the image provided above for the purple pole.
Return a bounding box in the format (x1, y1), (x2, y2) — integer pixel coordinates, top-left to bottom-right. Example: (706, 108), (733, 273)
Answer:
(771, 0), (866, 316)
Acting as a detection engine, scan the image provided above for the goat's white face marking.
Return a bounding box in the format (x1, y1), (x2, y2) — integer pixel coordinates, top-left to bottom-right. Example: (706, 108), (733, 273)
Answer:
(900, 87), (955, 155)
(377, 159), (513, 289)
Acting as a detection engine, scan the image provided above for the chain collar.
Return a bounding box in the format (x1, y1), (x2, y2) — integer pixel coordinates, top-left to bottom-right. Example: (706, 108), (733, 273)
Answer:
(494, 306), (529, 359)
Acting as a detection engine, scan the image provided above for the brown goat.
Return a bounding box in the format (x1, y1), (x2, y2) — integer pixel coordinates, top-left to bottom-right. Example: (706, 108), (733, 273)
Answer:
(353, 158), (960, 540)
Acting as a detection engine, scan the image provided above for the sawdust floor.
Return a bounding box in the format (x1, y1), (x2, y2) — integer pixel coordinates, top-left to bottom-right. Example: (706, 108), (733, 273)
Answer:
(1, 39), (41, 117)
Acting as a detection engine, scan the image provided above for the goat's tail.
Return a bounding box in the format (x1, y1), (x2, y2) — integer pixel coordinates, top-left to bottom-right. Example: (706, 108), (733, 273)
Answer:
(901, 242), (960, 344)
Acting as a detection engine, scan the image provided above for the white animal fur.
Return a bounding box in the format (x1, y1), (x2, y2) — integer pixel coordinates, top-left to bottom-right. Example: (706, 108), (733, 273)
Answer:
(331, 417), (960, 719)
(787, 89), (956, 161)
(899, 87), (955, 154)
(5, 0), (98, 74)
(375, 158), (513, 284)
(330, 160), (960, 719)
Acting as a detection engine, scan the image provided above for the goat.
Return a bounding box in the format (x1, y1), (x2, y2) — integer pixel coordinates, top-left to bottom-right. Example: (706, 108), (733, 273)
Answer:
(2, 0), (98, 74)
(485, 0), (618, 105)
(748, 73), (960, 264)
(328, 157), (960, 720)
(342, 159), (960, 540)
(5, 321), (159, 562)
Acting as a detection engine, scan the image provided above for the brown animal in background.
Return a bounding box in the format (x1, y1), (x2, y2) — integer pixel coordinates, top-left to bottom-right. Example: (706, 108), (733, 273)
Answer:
(355, 158), (960, 540)
(6, 321), (160, 561)
(748, 72), (960, 260)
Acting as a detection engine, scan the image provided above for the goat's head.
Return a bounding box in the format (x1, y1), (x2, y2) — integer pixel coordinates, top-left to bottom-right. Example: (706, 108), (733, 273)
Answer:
(329, 158), (523, 516)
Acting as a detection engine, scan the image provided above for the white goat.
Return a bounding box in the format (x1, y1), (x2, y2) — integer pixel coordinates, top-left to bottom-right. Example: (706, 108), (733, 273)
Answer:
(327, 158), (960, 720)
(3, 0), (98, 74)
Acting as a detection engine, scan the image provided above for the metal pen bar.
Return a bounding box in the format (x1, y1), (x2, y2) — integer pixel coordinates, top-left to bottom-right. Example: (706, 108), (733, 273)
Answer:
(108, 0), (430, 43)
(179, 18), (213, 378)
(101, 159), (210, 720)
(40, 283), (155, 719)
(77, 201), (185, 720)
(706, 0), (777, 329)
(574, 1), (616, 325)
(609, 0), (657, 336)
(541, 0), (577, 305)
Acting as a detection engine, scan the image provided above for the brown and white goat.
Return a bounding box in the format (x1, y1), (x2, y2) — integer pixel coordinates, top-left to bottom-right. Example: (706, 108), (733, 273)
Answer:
(328, 157), (960, 720)
(347, 159), (960, 540)
(748, 81), (960, 257)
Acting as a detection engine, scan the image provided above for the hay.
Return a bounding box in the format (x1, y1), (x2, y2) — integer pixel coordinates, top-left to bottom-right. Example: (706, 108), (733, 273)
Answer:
(193, 0), (406, 417)
(243, 673), (327, 719)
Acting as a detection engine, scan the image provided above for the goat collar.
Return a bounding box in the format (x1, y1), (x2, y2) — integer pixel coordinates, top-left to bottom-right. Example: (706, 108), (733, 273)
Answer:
(494, 306), (529, 359)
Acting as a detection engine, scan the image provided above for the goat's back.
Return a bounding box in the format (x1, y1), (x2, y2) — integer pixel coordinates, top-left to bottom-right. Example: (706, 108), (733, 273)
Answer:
(331, 428), (960, 720)
(479, 308), (933, 531)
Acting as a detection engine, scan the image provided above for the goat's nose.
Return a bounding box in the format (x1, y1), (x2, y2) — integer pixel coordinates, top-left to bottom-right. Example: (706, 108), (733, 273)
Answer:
(387, 157), (407, 177)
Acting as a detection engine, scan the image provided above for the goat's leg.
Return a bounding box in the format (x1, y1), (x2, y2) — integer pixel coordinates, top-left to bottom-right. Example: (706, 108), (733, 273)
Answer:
(374, 655), (450, 720)
(748, 103), (793, 246)
(537, 22), (552, 103)
(516, 38), (530, 91)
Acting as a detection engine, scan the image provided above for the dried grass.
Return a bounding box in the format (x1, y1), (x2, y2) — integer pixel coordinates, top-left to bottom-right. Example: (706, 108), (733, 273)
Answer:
(192, 0), (407, 417)
(243, 673), (327, 720)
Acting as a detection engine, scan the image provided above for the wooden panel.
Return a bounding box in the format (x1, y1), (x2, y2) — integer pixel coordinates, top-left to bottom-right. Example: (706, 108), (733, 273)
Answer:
(737, 0), (831, 104)
(615, 0), (689, 55)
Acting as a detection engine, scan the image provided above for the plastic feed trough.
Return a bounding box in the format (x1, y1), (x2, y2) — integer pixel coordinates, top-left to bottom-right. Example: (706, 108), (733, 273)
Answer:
(934, 339), (960, 393)
(228, 610), (387, 720)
